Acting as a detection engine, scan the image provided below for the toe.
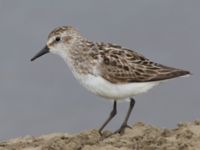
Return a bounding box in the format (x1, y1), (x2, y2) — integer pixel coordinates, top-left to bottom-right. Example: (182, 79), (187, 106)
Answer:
(114, 124), (131, 135)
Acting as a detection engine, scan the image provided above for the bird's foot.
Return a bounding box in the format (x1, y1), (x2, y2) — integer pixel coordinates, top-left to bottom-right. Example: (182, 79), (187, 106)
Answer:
(114, 123), (132, 135)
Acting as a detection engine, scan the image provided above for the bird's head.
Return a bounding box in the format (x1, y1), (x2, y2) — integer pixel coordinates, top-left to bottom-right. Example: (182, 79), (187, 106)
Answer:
(31, 26), (81, 61)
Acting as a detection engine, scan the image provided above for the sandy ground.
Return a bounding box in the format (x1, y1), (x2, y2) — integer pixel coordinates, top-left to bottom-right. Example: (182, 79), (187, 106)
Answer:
(0, 120), (200, 150)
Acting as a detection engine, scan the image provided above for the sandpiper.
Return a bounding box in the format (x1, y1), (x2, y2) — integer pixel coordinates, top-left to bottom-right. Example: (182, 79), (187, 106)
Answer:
(31, 26), (190, 134)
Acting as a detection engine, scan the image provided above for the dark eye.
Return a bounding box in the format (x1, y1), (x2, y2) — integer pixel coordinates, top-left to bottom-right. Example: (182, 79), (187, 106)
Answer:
(55, 37), (61, 42)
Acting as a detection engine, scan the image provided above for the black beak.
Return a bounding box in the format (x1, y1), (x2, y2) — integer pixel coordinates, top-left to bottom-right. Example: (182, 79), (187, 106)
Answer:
(31, 45), (49, 61)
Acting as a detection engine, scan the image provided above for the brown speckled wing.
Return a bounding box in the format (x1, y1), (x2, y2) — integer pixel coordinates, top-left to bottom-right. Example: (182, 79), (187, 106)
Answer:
(98, 43), (190, 84)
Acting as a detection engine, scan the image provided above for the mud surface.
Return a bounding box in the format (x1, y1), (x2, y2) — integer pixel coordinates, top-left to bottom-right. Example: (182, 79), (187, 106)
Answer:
(0, 120), (200, 150)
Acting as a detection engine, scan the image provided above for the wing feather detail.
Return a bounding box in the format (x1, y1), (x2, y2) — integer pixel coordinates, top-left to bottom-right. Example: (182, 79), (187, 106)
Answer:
(95, 43), (190, 84)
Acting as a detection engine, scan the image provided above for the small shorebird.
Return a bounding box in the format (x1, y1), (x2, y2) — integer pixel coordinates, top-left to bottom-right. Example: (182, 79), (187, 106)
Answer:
(31, 26), (190, 134)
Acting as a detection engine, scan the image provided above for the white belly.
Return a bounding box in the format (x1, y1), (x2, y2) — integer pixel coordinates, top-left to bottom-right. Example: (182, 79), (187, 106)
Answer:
(74, 74), (160, 100)
(59, 54), (160, 100)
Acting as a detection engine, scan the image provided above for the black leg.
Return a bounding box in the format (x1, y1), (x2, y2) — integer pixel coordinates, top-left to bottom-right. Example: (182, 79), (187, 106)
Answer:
(114, 98), (135, 134)
(99, 100), (117, 134)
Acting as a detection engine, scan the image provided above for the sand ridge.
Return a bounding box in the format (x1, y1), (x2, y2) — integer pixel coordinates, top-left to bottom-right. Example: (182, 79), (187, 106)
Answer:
(0, 120), (200, 150)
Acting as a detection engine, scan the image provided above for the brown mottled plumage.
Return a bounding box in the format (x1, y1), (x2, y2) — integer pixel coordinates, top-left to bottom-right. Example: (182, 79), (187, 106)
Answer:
(72, 41), (189, 84)
(94, 43), (190, 84)
(44, 26), (190, 85)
